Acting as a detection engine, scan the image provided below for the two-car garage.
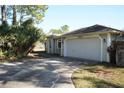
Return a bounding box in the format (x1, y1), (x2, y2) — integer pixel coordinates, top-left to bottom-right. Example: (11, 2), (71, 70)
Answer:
(64, 36), (102, 61)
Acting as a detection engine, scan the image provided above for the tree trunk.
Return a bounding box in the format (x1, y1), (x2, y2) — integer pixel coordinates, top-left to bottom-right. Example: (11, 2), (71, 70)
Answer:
(19, 11), (23, 25)
(0, 5), (3, 23)
(12, 5), (17, 25)
(1, 5), (7, 24)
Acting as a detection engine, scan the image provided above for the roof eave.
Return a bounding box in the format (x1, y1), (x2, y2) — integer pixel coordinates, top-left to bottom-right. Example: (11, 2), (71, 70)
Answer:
(62, 30), (123, 38)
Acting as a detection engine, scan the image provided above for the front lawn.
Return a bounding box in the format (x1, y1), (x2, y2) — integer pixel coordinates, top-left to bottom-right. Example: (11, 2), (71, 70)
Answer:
(72, 63), (124, 88)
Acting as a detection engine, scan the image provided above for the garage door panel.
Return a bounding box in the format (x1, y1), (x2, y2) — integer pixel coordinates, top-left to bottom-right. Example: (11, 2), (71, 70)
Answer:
(65, 37), (101, 61)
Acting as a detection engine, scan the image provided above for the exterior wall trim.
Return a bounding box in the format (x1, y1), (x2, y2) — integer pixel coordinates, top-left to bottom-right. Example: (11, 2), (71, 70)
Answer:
(98, 35), (103, 62)
(64, 38), (67, 56)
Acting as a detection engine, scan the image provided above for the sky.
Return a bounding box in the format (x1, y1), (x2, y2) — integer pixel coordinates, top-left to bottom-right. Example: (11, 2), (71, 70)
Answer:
(38, 5), (124, 33)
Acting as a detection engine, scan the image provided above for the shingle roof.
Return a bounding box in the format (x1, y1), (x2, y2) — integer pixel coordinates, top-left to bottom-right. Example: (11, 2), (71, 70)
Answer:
(62, 24), (123, 36)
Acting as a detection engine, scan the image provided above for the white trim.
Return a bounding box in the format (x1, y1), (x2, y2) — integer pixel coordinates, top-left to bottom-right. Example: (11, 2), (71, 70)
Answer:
(98, 35), (103, 62)
(107, 33), (111, 62)
(47, 39), (50, 53)
(60, 38), (63, 56)
(65, 35), (102, 40)
(64, 39), (67, 56)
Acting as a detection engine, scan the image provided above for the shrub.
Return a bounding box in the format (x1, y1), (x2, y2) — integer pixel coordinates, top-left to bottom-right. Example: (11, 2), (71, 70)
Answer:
(0, 18), (42, 60)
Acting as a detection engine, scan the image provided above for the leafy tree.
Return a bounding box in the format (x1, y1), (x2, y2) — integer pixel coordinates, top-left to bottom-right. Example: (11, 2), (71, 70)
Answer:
(61, 25), (69, 33)
(14, 5), (48, 24)
(49, 29), (62, 34)
(49, 25), (69, 34)
(2, 5), (48, 25)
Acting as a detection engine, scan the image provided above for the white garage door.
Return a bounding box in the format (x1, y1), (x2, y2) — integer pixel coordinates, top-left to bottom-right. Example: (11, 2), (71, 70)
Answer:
(64, 37), (101, 61)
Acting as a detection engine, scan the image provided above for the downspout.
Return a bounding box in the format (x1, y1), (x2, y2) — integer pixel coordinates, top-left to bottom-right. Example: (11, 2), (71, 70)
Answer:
(107, 33), (112, 62)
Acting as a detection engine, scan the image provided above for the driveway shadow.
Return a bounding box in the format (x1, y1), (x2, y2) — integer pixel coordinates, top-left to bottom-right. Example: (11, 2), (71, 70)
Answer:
(0, 59), (59, 88)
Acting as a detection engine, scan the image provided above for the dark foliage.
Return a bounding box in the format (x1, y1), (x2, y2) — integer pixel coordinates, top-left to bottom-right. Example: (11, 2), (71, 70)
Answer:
(0, 18), (42, 59)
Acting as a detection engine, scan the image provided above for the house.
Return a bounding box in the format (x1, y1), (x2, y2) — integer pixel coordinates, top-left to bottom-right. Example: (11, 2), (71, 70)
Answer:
(46, 24), (124, 63)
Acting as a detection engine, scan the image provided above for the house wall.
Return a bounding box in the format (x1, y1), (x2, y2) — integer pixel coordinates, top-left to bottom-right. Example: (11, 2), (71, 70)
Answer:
(46, 32), (115, 63)
(46, 37), (61, 55)
(100, 34), (108, 62)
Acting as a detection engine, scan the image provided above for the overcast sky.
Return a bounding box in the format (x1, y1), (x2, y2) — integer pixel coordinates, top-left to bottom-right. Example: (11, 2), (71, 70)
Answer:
(38, 5), (124, 33)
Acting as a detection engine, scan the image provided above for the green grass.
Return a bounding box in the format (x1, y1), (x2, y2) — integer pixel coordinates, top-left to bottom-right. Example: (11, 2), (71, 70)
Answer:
(72, 63), (124, 88)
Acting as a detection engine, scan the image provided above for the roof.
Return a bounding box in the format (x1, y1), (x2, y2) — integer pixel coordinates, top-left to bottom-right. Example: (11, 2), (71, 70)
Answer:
(62, 24), (123, 36)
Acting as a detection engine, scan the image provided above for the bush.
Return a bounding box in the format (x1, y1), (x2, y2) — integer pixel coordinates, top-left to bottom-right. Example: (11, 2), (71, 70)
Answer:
(0, 18), (42, 60)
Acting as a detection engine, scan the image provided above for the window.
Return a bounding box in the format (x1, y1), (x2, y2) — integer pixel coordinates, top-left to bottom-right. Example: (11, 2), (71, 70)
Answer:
(57, 40), (61, 49)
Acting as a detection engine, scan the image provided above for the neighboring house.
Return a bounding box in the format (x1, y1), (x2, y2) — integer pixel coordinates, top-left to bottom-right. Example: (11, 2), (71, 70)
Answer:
(46, 24), (124, 63)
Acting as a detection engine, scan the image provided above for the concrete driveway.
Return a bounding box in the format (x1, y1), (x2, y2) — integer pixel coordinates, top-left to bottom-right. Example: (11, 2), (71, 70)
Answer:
(0, 54), (90, 88)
